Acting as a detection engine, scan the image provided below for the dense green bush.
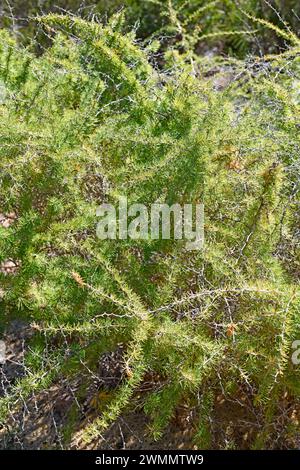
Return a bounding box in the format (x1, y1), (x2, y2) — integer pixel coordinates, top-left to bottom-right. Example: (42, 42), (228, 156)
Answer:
(0, 12), (299, 448)
(1, 1), (300, 55)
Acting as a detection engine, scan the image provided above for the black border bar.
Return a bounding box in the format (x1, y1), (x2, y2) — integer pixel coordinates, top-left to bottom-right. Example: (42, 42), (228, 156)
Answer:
(0, 450), (299, 467)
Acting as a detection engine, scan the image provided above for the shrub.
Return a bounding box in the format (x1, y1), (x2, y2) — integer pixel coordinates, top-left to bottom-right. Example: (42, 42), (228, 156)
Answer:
(1, 1), (300, 55)
(0, 13), (299, 448)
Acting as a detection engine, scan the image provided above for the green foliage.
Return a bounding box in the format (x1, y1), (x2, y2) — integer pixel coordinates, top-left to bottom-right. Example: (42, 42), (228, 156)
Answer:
(2, 1), (300, 56)
(0, 11), (299, 449)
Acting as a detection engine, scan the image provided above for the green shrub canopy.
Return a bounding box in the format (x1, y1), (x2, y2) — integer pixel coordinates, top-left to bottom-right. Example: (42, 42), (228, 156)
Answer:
(0, 11), (299, 448)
